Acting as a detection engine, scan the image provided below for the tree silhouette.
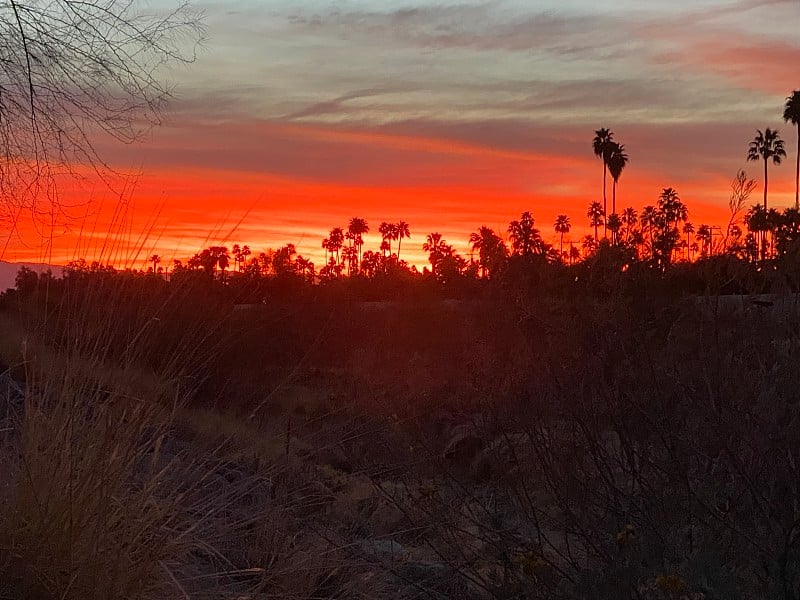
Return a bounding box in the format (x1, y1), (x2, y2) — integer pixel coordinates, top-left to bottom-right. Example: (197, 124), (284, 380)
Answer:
(587, 201), (605, 241)
(149, 254), (161, 273)
(0, 1), (202, 216)
(581, 235), (598, 257)
(378, 222), (394, 256)
(747, 128), (786, 211)
(696, 224), (712, 258)
(347, 217), (369, 268)
(423, 232), (447, 275)
(606, 213), (622, 245)
(327, 227), (345, 267)
(652, 188), (687, 269)
(682, 222), (695, 261)
(554, 214), (571, 259)
(607, 143), (628, 218)
(784, 91), (800, 210)
(592, 128), (615, 236)
(469, 226), (508, 278)
(394, 221), (411, 261)
(508, 211), (543, 256)
(621, 207), (638, 245)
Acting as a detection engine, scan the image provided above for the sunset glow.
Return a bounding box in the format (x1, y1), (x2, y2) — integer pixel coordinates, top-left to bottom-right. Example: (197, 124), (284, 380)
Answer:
(1, 0), (797, 268)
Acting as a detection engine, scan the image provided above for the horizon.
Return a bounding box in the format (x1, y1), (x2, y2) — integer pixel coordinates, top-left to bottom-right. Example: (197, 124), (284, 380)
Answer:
(0, 0), (798, 269)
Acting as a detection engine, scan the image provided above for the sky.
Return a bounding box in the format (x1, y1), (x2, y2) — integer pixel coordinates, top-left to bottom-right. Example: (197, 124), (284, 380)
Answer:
(2, 0), (798, 268)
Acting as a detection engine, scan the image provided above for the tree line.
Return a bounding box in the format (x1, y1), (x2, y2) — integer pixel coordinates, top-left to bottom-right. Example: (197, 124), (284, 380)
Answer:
(13, 90), (800, 291)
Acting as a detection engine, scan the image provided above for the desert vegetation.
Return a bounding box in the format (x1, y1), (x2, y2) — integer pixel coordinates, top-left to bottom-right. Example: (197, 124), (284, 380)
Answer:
(1, 1), (800, 597)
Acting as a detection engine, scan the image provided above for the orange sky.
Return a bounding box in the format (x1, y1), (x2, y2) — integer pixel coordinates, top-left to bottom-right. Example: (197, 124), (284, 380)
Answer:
(1, 0), (798, 269)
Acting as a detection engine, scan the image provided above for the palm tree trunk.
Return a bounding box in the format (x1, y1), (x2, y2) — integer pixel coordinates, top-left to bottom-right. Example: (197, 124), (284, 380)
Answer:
(559, 232), (564, 259)
(612, 179), (617, 217)
(603, 162), (607, 238)
(397, 237), (402, 261)
(763, 157), (769, 261)
(795, 125), (799, 210)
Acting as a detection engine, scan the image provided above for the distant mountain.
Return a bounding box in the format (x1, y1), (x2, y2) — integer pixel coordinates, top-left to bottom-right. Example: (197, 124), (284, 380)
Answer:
(0, 261), (61, 292)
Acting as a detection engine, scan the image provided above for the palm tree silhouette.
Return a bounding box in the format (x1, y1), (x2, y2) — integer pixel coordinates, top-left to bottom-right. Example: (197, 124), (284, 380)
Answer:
(347, 217), (369, 267)
(149, 254), (161, 273)
(607, 143), (628, 217)
(378, 221), (393, 256)
(554, 214), (571, 259)
(641, 205), (657, 257)
(696, 224), (712, 258)
(784, 91), (800, 209)
(587, 201), (604, 241)
(423, 232), (448, 275)
(592, 128), (615, 236)
(328, 227), (345, 267)
(606, 213), (622, 244)
(682, 222), (695, 260)
(507, 211), (542, 256)
(621, 207), (638, 244)
(394, 221), (410, 261)
(747, 128), (786, 211)
(469, 226), (507, 278)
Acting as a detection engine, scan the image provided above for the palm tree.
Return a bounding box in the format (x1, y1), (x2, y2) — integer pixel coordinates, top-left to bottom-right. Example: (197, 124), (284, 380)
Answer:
(592, 128), (615, 234)
(641, 205), (657, 257)
(607, 143), (628, 217)
(784, 90), (800, 209)
(621, 207), (638, 244)
(423, 232), (448, 275)
(508, 211), (542, 256)
(696, 224), (712, 258)
(747, 128), (787, 211)
(149, 254), (161, 273)
(378, 221), (393, 256)
(328, 227), (345, 266)
(394, 221), (410, 261)
(587, 201), (604, 241)
(554, 214), (571, 259)
(348, 217), (369, 266)
(658, 187), (687, 229)
(682, 222), (695, 260)
(469, 226), (508, 278)
(606, 213), (622, 244)
(581, 235), (598, 257)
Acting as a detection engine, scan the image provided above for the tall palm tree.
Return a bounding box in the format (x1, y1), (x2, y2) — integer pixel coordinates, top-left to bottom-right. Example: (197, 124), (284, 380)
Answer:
(394, 221), (410, 261)
(784, 90), (800, 209)
(607, 143), (628, 217)
(587, 201), (604, 241)
(554, 214), (571, 259)
(747, 128), (787, 211)
(149, 254), (161, 273)
(592, 128), (615, 235)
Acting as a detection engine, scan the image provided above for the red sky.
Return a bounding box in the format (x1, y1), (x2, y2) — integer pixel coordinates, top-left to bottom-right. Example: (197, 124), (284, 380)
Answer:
(1, 0), (798, 269)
